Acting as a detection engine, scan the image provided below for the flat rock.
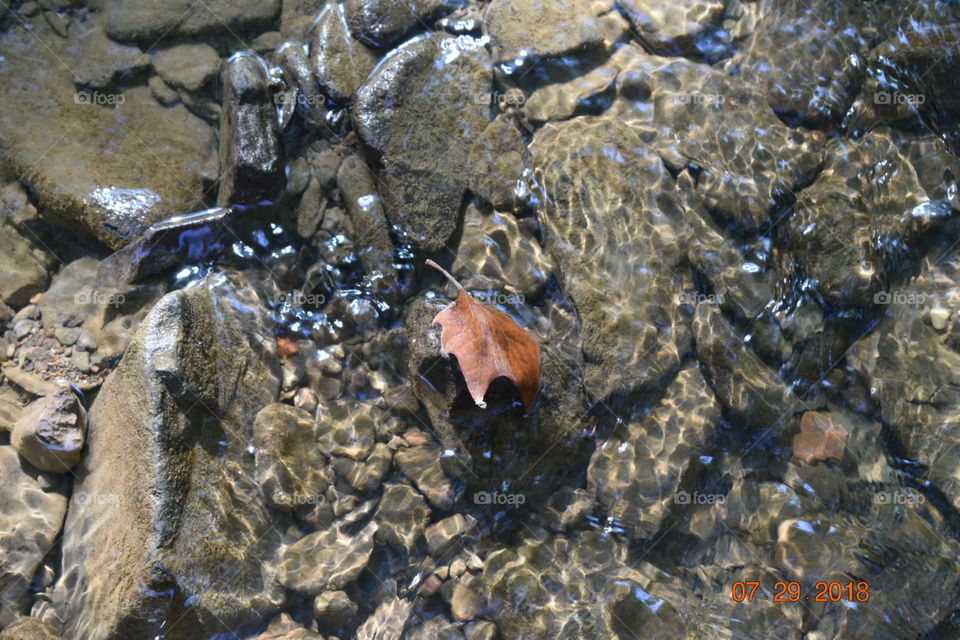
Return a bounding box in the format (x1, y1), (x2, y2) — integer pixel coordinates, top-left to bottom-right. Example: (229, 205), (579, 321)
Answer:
(0, 23), (217, 250)
(250, 613), (324, 640)
(313, 2), (379, 102)
(354, 34), (491, 251)
(67, 21), (147, 88)
(103, 0), (281, 42)
(151, 43), (220, 92)
(373, 482), (430, 553)
(394, 446), (456, 509)
(618, 0), (725, 57)
(0, 445), (67, 628)
(530, 115), (688, 401)
(483, 0), (610, 64)
(254, 403), (331, 511)
(0, 220), (55, 308)
(51, 271), (286, 639)
(275, 520), (377, 594)
(587, 364), (720, 539)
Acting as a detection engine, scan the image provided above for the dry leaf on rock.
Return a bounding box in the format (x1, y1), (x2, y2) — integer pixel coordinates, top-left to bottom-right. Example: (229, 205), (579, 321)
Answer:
(792, 411), (847, 463)
(427, 260), (541, 412)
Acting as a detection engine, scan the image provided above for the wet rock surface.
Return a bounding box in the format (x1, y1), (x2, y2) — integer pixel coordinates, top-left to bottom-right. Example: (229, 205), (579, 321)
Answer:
(0, 443), (66, 629)
(51, 272), (286, 639)
(1, 1), (960, 638)
(355, 34), (491, 251)
(0, 21), (217, 250)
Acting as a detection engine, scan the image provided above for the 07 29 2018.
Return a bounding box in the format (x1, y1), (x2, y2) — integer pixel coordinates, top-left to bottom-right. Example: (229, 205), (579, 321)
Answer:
(731, 580), (871, 603)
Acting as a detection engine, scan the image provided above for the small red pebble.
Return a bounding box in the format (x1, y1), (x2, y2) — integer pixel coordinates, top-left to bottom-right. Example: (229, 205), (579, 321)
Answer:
(403, 428), (430, 447)
(29, 293), (42, 304)
(276, 337), (299, 358)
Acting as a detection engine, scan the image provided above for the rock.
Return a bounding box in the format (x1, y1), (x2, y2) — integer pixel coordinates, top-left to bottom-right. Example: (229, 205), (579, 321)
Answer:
(354, 34), (491, 251)
(463, 621), (497, 640)
(11, 388), (86, 472)
(450, 581), (485, 621)
(67, 21), (147, 88)
(103, 0), (281, 42)
(0, 617), (65, 640)
(151, 43), (220, 92)
(275, 520), (378, 594)
(587, 364), (720, 539)
(0, 221), (53, 308)
(313, 590), (357, 627)
(617, 52), (822, 232)
(252, 31), (283, 54)
(530, 115), (688, 401)
(148, 73), (179, 105)
(0, 22), (217, 250)
(425, 514), (477, 557)
(336, 154), (398, 297)
(254, 403), (331, 510)
(694, 304), (804, 430)
(51, 272), (286, 639)
(731, 0), (873, 126)
(277, 42), (326, 127)
(250, 613), (324, 640)
(315, 397), (378, 459)
(931, 306), (951, 332)
(452, 205), (549, 299)
(467, 118), (528, 210)
(344, 0), (458, 46)
(281, 0), (327, 39)
(784, 132), (956, 307)
(394, 446), (456, 509)
(483, 0), (610, 64)
(355, 597), (412, 640)
(618, 0), (725, 57)
(54, 327), (81, 347)
(374, 482), (430, 553)
(94, 207), (232, 285)
(313, 2), (379, 102)
(0, 445), (67, 628)
(217, 53), (285, 207)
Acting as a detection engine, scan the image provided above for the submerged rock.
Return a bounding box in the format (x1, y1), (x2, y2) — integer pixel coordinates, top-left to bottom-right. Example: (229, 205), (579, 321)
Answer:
(103, 0), (281, 42)
(0, 445), (67, 628)
(253, 403), (331, 511)
(52, 271), (286, 639)
(483, 0), (610, 64)
(355, 34), (491, 251)
(0, 220), (55, 308)
(531, 115), (688, 401)
(0, 22), (217, 249)
(250, 613), (324, 640)
(784, 132), (956, 307)
(731, 0), (872, 126)
(0, 617), (65, 640)
(618, 0), (725, 57)
(11, 388), (86, 472)
(587, 364), (720, 539)
(67, 21), (147, 89)
(275, 520), (378, 594)
(313, 2), (379, 102)
(151, 43), (220, 93)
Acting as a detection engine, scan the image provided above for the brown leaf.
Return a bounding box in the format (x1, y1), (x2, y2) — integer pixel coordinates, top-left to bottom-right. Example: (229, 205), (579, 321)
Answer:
(427, 260), (541, 412)
(792, 412), (847, 464)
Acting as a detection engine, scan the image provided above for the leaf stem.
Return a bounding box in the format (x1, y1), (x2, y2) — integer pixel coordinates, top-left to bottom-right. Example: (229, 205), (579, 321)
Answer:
(425, 259), (463, 290)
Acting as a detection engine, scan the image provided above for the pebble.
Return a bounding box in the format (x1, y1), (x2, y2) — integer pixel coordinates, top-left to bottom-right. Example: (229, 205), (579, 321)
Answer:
(294, 387), (318, 413)
(929, 306), (951, 332)
(76, 330), (98, 352)
(450, 581), (485, 621)
(54, 326), (81, 347)
(13, 319), (37, 340)
(13, 304), (38, 323)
